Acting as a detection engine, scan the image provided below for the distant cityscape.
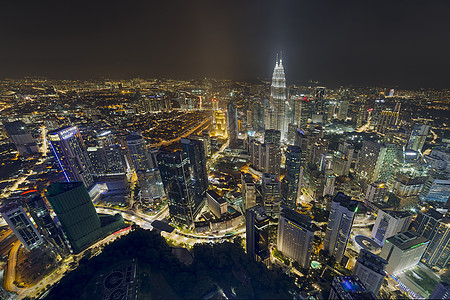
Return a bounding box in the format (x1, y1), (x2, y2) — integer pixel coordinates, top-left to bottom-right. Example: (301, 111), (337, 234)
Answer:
(0, 53), (449, 300)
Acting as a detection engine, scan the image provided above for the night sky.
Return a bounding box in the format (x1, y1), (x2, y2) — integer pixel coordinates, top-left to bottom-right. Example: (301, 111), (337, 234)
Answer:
(1, 0), (449, 88)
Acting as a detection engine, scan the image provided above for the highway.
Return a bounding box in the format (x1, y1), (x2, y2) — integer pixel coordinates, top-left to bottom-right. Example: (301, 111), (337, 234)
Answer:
(5, 241), (21, 293)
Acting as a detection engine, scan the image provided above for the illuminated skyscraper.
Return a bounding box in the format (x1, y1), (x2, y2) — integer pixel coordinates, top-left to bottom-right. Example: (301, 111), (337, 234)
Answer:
(0, 202), (43, 251)
(264, 129), (281, 147)
(353, 249), (387, 296)
(277, 206), (314, 268)
(268, 53), (287, 138)
(241, 172), (257, 210)
(283, 145), (302, 209)
(262, 173), (282, 218)
(324, 192), (359, 262)
(371, 210), (413, 246)
(227, 102), (238, 148)
(213, 110), (227, 137)
(407, 123), (430, 152)
(46, 182), (125, 253)
(48, 126), (95, 189)
(246, 206), (270, 263)
(157, 150), (198, 226)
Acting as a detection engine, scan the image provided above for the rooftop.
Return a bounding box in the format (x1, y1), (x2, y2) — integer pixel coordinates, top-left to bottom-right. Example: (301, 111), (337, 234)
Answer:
(386, 231), (429, 251)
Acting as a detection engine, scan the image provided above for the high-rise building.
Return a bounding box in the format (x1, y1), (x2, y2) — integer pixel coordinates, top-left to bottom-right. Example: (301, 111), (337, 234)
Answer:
(338, 100), (350, 120)
(407, 123), (430, 152)
(213, 110), (227, 137)
(352, 249), (387, 296)
(262, 173), (282, 218)
(324, 192), (359, 262)
(277, 206), (314, 268)
(283, 145), (302, 209)
(355, 141), (398, 189)
(87, 146), (107, 176)
(429, 282), (450, 300)
(20, 190), (61, 245)
(264, 129), (281, 147)
(364, 182), (388, 206)
(0, 202), (43, 251)
(329, 276), (376, 300)
(46, 182), (125, 253)
(202, 130), (211, 157)
(206, 190), (227, 219)
(379, 231), (428, 274)
(3, 120), (39, 155)
(227, 102), (238, 148)
(299, 97), (313, 128)
(371, 210), (413, 246)
(104, 144), (126, 174)
(181, 137), (208, 207)
(377, 102), (401, 134)
(241, 172), (257, 210)
(127, 133), (165, 200)
(268, 53), (287, 138)
(294, 128), (309, 166)
(48, 126), (95, 189)
(324, 170), (336, 196)
(411, 209), (450, 270)
(262, 143), (281, 176)
(332, 142), (354, 176)
(157, 150), (198, 226)
(246, 206), (270, 263)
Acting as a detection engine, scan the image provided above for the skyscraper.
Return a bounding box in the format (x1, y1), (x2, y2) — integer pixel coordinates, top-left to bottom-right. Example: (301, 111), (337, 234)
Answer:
(46, 182), (125, 253)
(246, 206), (270, 263)
(355, 141), (398, 189)
(241, 172), (257, 210)
(407, 123), (430, 152)
(268, 53), (287, 138)
(429, 282), (450, 300)
(262, 173), (282, 218)
(377, 102), (401, 134)
(371, 210), (413, 246)
(0, 202), (43, 251)
(264, 129), (281, 147)
(380, 231), (428, 274)
(3, 120), (39, 155)
(227, 102), (238, 148)
(277, 206), (314, 268)
(283, 145), (302, 209)
(20, 190), (62, 247)
(324, 192), (359, 262)
(181, 137), (208, 208)
(126, 133), (165, 200)
(411, 209), (450, 270)
(352, 249), (387, 296)
(157, 150), (198, 226)
(48, 126), (95, 189)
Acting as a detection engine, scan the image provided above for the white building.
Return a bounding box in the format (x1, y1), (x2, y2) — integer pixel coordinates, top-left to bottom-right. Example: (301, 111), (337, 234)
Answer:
(371, 210), (413, 246)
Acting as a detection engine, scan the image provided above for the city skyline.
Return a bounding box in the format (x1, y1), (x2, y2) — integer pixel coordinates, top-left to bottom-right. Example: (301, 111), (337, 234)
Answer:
(0, 1), (449, 88)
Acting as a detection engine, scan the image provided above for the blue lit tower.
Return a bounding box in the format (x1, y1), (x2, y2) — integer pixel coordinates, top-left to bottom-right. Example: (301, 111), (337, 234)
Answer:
(48, 126), (95, 189)
(283, 145), (302, 209)
(269, 53), (287, 138)
(157, 150), (197, 226)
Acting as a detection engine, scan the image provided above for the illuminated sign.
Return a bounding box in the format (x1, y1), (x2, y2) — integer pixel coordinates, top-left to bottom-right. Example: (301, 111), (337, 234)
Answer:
(59, 127), (78, 140)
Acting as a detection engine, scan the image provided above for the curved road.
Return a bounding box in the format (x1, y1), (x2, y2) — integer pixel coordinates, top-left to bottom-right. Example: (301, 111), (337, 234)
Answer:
(5, 241), (22, 293)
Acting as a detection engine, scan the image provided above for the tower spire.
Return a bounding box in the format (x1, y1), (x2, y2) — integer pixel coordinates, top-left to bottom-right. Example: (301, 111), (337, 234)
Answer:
(276, 53), (279, 67)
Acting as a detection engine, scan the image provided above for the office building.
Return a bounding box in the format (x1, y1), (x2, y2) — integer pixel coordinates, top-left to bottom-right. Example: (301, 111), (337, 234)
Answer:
(268, 53), (288, 137)
(87, 146), (107, 176)
(294, 128), (309, 166)
(377, 102), (401, 134)
(264, 129), (281, 147)
(46, 182), (125, 253)
(424, 179), (450, 203)
(277, 206), (314, 268)
(202, 130), (211, 157)
(246, 206), (270, 263)
(353, 249), (387, 296)
(0, 202), (43, 251)
(213, 110), (227, 137)
(206, 190), (227, 219)
(3, 120), (39, 155)
(263, 143), (281, 176)
(355, 141), (398, 189)
(392, 173), (428, 200)
(157, 150), (198, 226)
(338, 100), (349, 120)
(364, 182), (388, 206)
(283, 145), (302, 209)
(407, 123), (430, 152)
(181, 137), (208, 207)
(48, 126), (95, 189)
(380, 231), (428, 274)
(227, 102), (238, 148)
(126, 133), (152, 172)
(262, 173), (282, 218)
(429, 282), (450, 300)
(241, 172), (257, 210)
(20, 190), (62, 245)
(329, 276), (376, 300)
(104, 144), (126, 174)
(324, 192), (359, 262)
(332, 142), (354, 176)
(371, 210), (413, 246)
(324, 170), (336, 196)
(412, 209), (450, 270)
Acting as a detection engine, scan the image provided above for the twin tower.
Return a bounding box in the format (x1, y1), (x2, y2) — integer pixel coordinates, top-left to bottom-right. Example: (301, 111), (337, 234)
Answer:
(267, 52), (288, 139)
